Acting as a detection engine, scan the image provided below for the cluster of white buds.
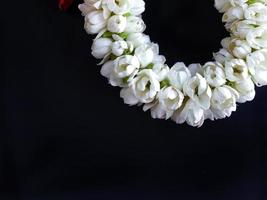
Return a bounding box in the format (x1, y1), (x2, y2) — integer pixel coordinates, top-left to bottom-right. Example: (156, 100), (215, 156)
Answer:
(79, 0), (267, 127)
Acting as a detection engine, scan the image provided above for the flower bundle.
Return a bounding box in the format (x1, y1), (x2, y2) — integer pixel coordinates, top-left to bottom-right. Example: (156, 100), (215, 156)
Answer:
(79, 0), (267, 127)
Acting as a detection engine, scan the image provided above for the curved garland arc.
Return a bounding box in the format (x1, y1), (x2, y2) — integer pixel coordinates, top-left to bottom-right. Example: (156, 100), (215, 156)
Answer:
(78, 0), (267, 127)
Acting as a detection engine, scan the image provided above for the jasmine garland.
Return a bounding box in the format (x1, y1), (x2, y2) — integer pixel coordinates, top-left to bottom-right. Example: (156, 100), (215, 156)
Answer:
(78, 0), (267, 127)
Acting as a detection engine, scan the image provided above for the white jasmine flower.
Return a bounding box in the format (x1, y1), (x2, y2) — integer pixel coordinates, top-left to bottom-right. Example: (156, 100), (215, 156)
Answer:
(84, 10), (107, 34)
(183, 74), (212, 110)
(188, 63), (203, 76)
(120, 87), (139, 105)
(100, 61), (122, 86)
(230, 0), (249, 6)
(213, 48), (234, 64)
(100, 56), (140, 87)
(79, 0), (101, 16)
(172, 99), (205, 127)
(144, 86), (184, 120)
(203, 62), (226, 87)
(215, 0), (232, 13)
(234, 78), (256, 103)
(214, 0), (247, 13)
(112, 40), (128, 56)
(100, 60), (115, 79)
(222, 6), (244, 23)
(221, 37), (231, 49)
(153, 55), (166, 65)
(244, 3), (267, 23)
(152, 63), (169, 81)
(124, 16), (146, 33)
(134, 43), (159, 67)
(210, 85), (239, 119)
(113, 55), (140, 79)
(228, 38), (252, 59)
(129, 0), (145, 16)
(158, 86), (184, 114)
(130, 69), (160, 103)
(103, 0), (130, 15)
(143, 103), (167, 120)
(167, 62), (191, 91)
(247, 49), (267, 86)
(107, 15), (127, 33)
(246, 27), (267, 49)
(126, 33), (151, 48)
(225, 58), (249, 82)
(230, 20), (258, 39)
(91, 37), (112, 59)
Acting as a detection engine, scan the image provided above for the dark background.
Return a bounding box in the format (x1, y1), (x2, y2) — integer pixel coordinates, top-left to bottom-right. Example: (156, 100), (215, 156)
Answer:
(2, 0), (267, 199)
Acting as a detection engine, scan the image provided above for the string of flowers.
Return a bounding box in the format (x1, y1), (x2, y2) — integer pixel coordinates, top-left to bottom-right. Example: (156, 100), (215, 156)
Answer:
(78, 0), (267, 127)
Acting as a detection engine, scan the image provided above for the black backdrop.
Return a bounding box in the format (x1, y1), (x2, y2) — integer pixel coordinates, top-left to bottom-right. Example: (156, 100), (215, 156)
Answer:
(3, 0), (267, 199)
